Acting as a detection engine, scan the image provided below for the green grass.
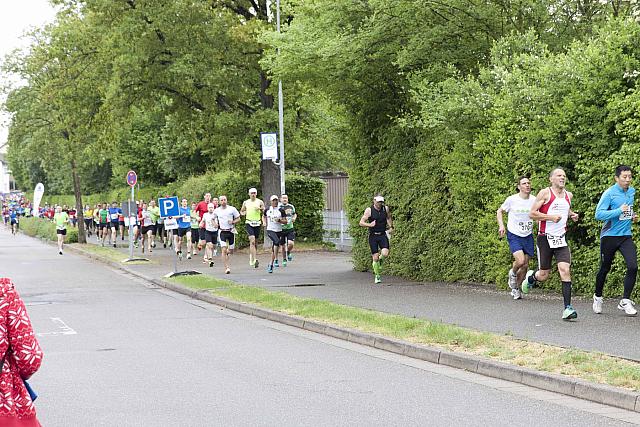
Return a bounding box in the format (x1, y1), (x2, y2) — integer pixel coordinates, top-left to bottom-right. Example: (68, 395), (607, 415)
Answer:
(72, 243), (154, 265)
(172, 274), (640, 391)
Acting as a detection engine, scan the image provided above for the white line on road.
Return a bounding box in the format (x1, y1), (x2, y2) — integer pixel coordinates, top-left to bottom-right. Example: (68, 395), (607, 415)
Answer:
(37, 317), (77, 337)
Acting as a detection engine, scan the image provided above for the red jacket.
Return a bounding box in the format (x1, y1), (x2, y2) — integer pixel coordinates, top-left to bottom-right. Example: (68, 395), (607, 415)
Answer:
(0, 278), (43, 427)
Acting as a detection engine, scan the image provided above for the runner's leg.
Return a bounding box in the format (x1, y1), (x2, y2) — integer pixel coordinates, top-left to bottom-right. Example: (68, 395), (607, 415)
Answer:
(619, 238), (638, 299)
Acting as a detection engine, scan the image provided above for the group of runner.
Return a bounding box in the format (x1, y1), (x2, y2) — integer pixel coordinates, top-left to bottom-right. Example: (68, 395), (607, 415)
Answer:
(497, 165), (638, 320)
(74, 189), (298, 275)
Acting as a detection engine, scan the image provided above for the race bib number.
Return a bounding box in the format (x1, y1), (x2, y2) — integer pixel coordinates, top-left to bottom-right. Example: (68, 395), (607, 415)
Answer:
(619, 207), (633, 221)
(518, 221), (533, 234)
(110, 213), (119, 220)
(164, 218), (178, 230)
(248, 220), (261, 227)
(547, 234), (567, 249)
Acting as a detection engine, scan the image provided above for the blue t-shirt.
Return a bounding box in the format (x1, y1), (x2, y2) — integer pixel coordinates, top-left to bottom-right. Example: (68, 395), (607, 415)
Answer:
(108, 207), (122, 222)
(595, 184), (635, 237)
(178, 207), (191, 229)
(9, 211), (17, 221)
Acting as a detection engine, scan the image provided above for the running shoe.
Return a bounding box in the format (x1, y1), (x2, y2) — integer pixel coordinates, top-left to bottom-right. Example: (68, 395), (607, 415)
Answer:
(287, 254), (293, 262)
(521, 270), (535, 294)
(178, 251), (183, 261)
(254, 259), (259, 268)
(374, 275), (382, 284)
(508, 269), (517, 290)
(562, 305), (578, 320)
(282, 260), (287, 267)
(59, 250), (63, 256)
(187, 254), (192, 260)
(267, 264), (273, 273)
(618, 299), (637, 316)
(225, 268), (230, 274)
(510, 288), (522, 300)
(274, 260), (279, 267)
(209, 261), (214, 268)
(163, 242), (167, 248)
(592, 294), (603, 314)
(113, 243), (116, 248)
(151, 242), (156, 249)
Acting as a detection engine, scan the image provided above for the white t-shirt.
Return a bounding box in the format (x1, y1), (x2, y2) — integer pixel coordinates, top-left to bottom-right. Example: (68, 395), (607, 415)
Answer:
(501, 194), (535, 237)
(201, 212), (218, 232)
(265, 206), (284, 232)
(213, 206), (239, 231)
(141, 210), (153, 227)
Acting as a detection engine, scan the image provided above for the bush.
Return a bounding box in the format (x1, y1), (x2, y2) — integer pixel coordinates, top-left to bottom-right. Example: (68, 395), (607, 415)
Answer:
(20, 217), (79, 243)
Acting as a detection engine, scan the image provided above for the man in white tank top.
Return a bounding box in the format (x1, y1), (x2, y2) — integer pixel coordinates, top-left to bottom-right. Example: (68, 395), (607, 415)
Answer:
(522, 168), (580, 320)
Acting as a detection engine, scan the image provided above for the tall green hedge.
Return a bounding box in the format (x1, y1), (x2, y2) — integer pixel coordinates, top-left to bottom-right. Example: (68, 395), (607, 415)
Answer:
(41, 172), (324, 247)
(349, 21), (640, 299)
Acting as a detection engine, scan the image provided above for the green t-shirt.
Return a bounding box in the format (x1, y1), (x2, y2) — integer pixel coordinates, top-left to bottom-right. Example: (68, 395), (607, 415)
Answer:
(190, 210), (200, 228)
(99, 209), (109, 223)
(54, 212), (69, 230)
(149, 206), (160, 223)
(281, 203), (296, 230)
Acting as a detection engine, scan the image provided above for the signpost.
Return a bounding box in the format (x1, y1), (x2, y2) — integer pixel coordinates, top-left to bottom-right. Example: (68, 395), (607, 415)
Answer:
(159, 196), (200, 278)
(123, 171), (148, 263)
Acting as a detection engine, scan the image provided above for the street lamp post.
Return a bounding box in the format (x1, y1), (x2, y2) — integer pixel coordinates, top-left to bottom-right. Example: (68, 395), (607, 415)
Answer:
(276, 0), (285, 195)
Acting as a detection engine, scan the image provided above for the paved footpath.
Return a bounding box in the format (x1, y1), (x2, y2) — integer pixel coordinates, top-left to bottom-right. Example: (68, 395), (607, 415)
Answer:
(87, 233), (640, 361)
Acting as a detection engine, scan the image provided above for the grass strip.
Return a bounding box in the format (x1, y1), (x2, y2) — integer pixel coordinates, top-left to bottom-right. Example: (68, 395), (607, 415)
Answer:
(72, 243), (154, 265)
(172, 274), (640, 391)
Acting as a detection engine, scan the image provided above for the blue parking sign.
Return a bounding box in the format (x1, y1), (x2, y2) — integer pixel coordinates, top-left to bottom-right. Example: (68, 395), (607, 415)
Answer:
(158, 196), (180, 218)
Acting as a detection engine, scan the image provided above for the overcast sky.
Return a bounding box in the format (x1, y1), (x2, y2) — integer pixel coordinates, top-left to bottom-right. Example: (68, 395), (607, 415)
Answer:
(0, 0), (58, 149)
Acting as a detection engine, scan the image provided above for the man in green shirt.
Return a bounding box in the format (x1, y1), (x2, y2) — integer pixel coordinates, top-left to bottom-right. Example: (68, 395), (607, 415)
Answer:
(240, 188), (265, 268)
(148, 199), (160, 249)
(280, 194), (297, 263)
(98, 203), (110, 246)
(54, 205), (70, 255)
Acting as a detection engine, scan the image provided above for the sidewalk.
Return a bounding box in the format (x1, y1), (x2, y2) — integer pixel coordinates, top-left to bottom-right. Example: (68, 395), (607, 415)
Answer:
(85, 234), (640, 361)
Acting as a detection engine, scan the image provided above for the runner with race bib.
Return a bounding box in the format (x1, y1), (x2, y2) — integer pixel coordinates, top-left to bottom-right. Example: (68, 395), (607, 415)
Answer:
(496, 176), (535, 299)
(593, 165), (638, 316)
(523, 168), (580, 320)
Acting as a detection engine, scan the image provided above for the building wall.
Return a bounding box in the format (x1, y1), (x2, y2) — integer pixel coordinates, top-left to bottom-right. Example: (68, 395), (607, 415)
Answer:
(321, 175), (348, 211)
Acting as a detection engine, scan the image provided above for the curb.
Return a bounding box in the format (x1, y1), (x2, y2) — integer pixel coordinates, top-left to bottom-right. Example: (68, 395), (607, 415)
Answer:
(61, 243), (640, 413)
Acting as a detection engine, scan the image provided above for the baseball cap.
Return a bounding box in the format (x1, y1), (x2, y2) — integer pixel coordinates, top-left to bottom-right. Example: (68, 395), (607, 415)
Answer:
(248, 188), (258, 194)
(270, 195), (279, 201)
(374, 196), (385, 202)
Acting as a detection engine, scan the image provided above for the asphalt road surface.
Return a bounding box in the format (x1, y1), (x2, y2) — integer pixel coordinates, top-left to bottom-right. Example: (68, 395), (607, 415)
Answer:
(1, 232), (637, 426)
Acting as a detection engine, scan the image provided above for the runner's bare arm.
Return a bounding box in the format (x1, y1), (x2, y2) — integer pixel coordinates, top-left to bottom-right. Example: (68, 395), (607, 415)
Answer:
(385, 206), (393, 231)
(239, 201), (247, 216)
(359, 208), (373, 228)
(529, 188), (560, 222)
(567, 191), (579, 221)
(496, 207), (506, 237)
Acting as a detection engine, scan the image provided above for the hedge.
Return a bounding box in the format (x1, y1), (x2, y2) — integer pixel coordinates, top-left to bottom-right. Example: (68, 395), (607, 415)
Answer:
(41, 172), (324, 247)
(348, 22), (640, 299)
(20, 217), (79, 243)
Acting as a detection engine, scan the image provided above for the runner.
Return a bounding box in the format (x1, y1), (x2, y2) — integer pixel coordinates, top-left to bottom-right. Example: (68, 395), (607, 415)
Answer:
(98, 203), (110, 246)
(136, 202), (152, 254)
(174, 198), (192, 260)
(9, 207), (18, 235)
(240, 188), (264, 268)
(53, 205), (69, 255)
(213, 195), (240, 274)
(108, 201), (121, 248)
(522, 168), (580, 320)
(593, 165), (638, 316)
(195, 193), (212, 256)
(264, 195), (287, 273)
(358, 195), (393, 284)
(148, 199), (160, 249)
(280, 194), (297, 263)
(199, 202), (218, 267)
(118, 210), (126, 241)
(211, 197), (220, 257)
(496, 176), (535, 299)
(93, 204), (101, 241)
(190, 202), (201, 258)
(83, 204), (93, 237)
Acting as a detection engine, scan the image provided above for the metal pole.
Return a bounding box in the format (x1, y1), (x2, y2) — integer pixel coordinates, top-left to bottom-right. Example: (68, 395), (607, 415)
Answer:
(277, 0), (285, 195)
(129, 186), (134, 260)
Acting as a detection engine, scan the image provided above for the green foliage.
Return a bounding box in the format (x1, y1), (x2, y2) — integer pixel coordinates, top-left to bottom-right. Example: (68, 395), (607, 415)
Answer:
(20, 217), (78, 244)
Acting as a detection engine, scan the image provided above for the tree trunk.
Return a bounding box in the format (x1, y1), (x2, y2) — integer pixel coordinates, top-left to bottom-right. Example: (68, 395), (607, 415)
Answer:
(71, 158), (87, 244)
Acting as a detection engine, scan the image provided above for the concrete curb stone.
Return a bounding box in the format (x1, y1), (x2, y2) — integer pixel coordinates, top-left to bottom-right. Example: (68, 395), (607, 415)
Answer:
(59, 241), (640, 413)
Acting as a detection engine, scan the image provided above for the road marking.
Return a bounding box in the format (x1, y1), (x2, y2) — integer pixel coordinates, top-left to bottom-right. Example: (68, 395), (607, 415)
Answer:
(37, 317), (77, 336)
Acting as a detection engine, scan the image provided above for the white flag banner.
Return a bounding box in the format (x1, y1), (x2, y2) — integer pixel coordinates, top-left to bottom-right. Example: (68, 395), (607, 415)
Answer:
(32, 183), (44, 216)
(260, 132), (278, 160)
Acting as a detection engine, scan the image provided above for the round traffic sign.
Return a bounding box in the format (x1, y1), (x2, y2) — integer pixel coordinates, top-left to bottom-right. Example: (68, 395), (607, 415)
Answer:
(126, 170), (137, 187)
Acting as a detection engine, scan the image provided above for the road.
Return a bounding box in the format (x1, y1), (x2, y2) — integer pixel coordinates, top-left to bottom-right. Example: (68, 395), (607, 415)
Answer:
(1, 232), (638, 425)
